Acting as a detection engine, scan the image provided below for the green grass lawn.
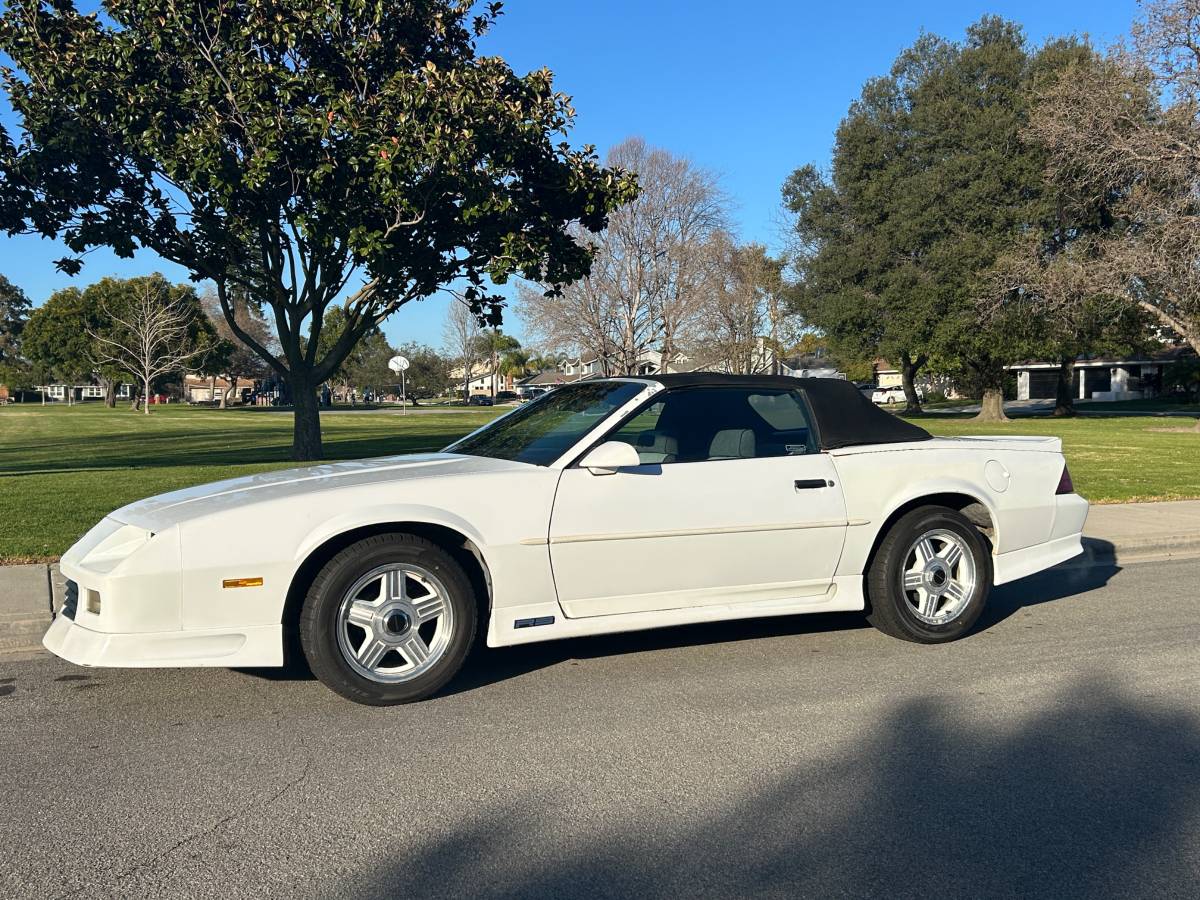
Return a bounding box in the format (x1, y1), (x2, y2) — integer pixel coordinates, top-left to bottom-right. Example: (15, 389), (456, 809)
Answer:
(907, 414), (1200, 506)
(0, 402), (1197, 562)
(0, 404), (499, 562)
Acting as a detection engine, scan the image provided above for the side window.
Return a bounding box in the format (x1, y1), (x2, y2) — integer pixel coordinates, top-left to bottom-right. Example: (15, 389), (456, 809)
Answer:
(609, 401), (674, 463)
(606, 387), (817, 464)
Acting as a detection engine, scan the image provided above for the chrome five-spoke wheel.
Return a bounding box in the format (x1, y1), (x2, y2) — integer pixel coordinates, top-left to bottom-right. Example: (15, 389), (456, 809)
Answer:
(300, 533), (477, 705)
(866, 505), (991, 643)
(899, 529), (977, 625)
(337, 564), (454, 683)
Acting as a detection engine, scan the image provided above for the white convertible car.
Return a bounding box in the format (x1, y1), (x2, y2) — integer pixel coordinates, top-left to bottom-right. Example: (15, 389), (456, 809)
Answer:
(44, 375), (1088, 705)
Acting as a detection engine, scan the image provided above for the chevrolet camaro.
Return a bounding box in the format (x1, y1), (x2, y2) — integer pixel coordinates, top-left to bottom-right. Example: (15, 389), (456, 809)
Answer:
(44, 374), (1088, 705)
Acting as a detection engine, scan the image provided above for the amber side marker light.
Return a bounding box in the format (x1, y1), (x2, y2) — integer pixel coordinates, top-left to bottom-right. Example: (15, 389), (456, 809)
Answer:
(222, 577), (264, 589)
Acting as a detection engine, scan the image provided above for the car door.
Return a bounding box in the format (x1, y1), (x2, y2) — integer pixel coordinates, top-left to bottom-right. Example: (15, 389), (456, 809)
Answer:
(548, 386), (849, 618)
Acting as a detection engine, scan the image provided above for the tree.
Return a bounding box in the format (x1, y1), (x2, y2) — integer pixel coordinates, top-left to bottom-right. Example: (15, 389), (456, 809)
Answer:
(443, 299), (483, 404)
(785, 21), (1089, 419)
(394, 342), (451, 400)
(0, 1), (636, 459)
(693, 237), (791, 374)
(1029, 1), (1200, 372)
(23, 285), (116, 404)
(987, 237), (1155, 416)
(201, 288), (272, 407)
(314, 306), (392, 399)
(475, 329), (520, 395)
(0, 274), (30, 367)
(87, 276), (218, 414)
(519, 137), (728, 374)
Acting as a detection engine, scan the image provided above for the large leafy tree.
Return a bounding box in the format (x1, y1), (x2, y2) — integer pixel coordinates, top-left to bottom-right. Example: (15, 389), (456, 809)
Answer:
(393, 341), (451, 400)
(23, 285), (119, 403)
(0, 273), (30, 367)
(0, 0), (635, 458)
(314, 304), (391, 397)
(785, 20), (1086, 419)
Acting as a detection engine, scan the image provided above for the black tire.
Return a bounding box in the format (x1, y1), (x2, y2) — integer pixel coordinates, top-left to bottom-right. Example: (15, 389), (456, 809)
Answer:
(865, 505), (992, 643)
(298, 533), (477, 705)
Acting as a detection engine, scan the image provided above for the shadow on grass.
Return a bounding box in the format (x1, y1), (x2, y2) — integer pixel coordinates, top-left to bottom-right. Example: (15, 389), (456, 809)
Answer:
(342, 677), (1200, 899)
(0, 430), (465, 475)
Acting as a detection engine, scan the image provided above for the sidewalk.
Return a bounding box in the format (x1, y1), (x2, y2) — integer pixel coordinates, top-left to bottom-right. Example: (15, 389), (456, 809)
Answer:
(0, 564), (53, 660)
(1082, 499), (1200, 562)
(1, 500), (1198, 661)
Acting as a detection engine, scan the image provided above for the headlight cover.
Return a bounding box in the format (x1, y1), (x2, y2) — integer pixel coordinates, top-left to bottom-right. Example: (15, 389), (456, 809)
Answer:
(81, 524), (154, 573)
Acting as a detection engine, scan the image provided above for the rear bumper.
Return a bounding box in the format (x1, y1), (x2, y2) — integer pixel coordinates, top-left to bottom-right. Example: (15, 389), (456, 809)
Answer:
(43, 614), (283, 668)
(993, 493), (1089, 585)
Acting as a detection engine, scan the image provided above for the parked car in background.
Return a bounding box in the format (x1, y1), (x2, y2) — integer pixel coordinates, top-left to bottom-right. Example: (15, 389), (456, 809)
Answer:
(44, 374), (1087, 706)
(517, 386), (552, 401)
(872, 385), (925, 405)
(467, 395), (494, 406)
(495, 391), (518, 403)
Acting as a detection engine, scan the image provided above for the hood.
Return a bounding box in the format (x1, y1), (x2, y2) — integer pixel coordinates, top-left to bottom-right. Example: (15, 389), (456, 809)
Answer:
(109, 453), (529, 533)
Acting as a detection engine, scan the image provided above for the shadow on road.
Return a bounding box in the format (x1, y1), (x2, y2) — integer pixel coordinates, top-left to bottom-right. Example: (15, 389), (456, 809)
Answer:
(237, 542), (1120, 699)
(445, 542), (1120, 698)
(340, 677), (1200, 899)
(977, 537), (1120, 630)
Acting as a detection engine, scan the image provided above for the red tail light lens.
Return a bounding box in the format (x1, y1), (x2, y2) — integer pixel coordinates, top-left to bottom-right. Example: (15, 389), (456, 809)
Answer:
(1056, 464), (1074, 495)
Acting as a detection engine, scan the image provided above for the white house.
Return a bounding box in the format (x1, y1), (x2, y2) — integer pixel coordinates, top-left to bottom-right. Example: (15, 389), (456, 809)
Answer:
(38, 382), (133, 402)
(1010, 348), (1191, 402)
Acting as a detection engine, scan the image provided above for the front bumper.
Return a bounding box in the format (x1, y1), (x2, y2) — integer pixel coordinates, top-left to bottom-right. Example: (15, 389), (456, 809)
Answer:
(43, 615), (283, 668)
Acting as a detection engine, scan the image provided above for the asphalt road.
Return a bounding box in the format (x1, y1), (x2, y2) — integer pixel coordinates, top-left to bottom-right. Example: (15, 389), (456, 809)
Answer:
(2, 555), (1198, 900)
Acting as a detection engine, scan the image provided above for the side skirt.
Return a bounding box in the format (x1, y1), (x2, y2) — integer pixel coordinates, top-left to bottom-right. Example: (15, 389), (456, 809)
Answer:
(486, 575), (866, 648)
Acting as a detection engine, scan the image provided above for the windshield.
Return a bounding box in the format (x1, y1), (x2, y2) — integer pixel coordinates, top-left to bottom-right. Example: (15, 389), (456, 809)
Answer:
(445, 380), (645, 465)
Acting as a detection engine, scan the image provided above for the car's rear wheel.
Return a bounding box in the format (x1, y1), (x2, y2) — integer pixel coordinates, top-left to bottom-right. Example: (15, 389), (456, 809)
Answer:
(299, 533), (477, 705)
(866, 505), (991, 643)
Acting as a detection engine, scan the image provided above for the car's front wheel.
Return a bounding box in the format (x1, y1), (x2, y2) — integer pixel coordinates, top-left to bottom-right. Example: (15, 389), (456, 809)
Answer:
(299, 533), (477, 705)
(866, 505), (991, 643)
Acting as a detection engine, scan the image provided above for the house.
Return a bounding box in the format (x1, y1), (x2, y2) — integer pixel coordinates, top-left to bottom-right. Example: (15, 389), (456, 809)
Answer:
(1010, 347), (1194, 401)
(450, 366), (517, 397)
(181, 374), (257, 403)
(38, 382), (133, 402)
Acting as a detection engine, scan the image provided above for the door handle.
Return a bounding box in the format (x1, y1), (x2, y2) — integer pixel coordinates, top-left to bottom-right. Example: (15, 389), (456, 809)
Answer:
(795, 478), (834, 490)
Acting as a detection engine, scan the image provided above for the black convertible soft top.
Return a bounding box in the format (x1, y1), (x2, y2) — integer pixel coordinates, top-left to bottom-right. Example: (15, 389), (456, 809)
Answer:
(640, 373), (932, 450)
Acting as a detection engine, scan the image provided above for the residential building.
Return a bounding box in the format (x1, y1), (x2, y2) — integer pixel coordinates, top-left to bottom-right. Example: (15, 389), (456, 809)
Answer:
(449, 366), (517, 397)
(1011, 347), (1194, 401)
(38, 382), (133, 402)
(181, 374), (257, 403)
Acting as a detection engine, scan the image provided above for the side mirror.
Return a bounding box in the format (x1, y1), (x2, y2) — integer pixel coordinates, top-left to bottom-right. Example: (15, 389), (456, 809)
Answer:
(578, 441), (640, 475)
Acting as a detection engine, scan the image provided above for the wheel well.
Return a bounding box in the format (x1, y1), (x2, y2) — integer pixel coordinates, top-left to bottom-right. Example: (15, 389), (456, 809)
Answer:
(861, 493), (995, 611)
(281, 523), (492, 661)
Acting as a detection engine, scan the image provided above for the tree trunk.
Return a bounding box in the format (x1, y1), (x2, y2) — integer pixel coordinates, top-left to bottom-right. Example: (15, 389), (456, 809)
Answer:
(102, 378), (116, 408)
(143, 376), (152, 414)
(1053, 357), (1075, 417)
(289, 373), (323, 460)
(900, 353), (925, 414)
(976, 387), (1008, 421)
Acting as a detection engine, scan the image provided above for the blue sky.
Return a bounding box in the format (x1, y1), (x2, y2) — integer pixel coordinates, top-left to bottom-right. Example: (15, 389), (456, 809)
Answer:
(0, 0), (1136, 348)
